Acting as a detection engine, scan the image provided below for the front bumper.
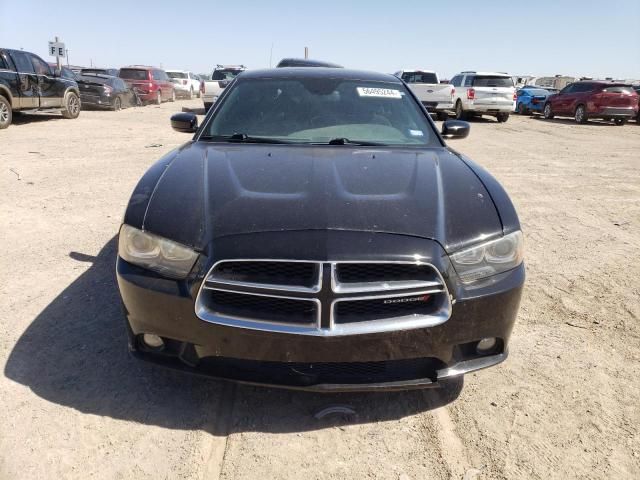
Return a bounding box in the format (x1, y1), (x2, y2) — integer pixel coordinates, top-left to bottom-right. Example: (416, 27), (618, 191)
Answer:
(79, 93), (114, 108)
(465, 102), (514, 114)
(421, 101), (454, 111)
(117, 232), (524, 391)
(588, 106), (638, 119)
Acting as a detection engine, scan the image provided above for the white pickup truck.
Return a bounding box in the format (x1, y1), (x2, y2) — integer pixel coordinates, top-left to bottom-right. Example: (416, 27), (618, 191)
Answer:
(202, 64), (246, 111)
(393, 69), (454, 120)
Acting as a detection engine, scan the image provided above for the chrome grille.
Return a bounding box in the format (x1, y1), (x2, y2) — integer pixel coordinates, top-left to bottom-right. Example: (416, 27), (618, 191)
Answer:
(195, 260), (451, 336)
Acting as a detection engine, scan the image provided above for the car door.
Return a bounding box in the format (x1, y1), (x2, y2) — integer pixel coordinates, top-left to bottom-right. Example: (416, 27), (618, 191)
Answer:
(572, 83), (593, 111)
(160, 70), (172, 98)
(554, 84), (577, 114)
(29, 54), (62, 108)
(7, 51), (39, 108)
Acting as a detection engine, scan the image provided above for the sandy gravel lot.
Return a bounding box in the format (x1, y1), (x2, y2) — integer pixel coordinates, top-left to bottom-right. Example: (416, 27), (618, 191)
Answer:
(1, 101), (639, 479)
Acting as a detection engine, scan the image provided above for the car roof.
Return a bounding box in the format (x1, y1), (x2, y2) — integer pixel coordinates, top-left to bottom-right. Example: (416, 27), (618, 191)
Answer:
(276, 58), (343, 68)
(215, 64), (246, 70)
(79, 73), (115, 79)
(239, 67), (401, 83)
(459, 71), (511, 76)
(398, 69), (436, 73)
(121, 65), (156, 70)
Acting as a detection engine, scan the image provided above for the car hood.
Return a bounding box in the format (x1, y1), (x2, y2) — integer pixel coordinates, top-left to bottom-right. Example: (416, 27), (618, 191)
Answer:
(141, 142), (503, 253)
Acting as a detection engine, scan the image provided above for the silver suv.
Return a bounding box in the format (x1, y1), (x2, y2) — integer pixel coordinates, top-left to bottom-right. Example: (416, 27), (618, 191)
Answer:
(450, 71), (515, 122)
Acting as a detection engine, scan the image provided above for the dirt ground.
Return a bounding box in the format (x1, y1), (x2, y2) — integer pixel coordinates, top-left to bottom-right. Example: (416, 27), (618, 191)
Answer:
(1, 101), (639, 480)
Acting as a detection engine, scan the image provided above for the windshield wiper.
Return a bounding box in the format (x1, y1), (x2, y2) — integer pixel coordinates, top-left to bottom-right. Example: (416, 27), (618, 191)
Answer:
(324, 138), (388, 146)
(200, 133), (293, 144)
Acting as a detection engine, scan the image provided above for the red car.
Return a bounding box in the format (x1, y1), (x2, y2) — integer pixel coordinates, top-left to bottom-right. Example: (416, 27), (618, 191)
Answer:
(119, 66), (175, 105)
(543, 81), (638, 125)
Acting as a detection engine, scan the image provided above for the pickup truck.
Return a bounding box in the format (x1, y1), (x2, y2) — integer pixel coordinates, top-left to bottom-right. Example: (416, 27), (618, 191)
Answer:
(394, 69), (454, 120)
(0, 48), (81, 129)
(201, 64), (246, 111)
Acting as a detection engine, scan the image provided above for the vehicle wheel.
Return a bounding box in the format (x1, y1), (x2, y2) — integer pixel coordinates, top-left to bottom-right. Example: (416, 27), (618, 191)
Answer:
(436, 111), (448, 121)
(614, 118), (627, 126)
(170, 90), (176, 102)
(188, 87), (194, 100)
(156, 91), (162, 105)
(543, 103), (554, 119)
(517, 103), (528, 115)
(204, 102), (212, 112)
(112, 96), (122, 111)
(61, 92), (81, 119)
(0, 95), (12, 129)
(497, 112), (509, 123)
(455, 100), (466, 120)
(574, 104), (587, 124)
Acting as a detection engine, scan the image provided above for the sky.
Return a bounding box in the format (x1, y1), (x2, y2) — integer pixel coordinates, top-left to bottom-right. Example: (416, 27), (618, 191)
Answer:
(1, 0), (639, 79)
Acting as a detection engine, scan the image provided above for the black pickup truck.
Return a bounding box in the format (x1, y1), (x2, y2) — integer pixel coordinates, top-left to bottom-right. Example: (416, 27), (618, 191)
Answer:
(0, 48), (81, 129)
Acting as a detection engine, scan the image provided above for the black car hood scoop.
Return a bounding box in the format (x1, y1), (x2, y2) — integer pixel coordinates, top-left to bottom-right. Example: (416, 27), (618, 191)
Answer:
(142, 143), (502, 252)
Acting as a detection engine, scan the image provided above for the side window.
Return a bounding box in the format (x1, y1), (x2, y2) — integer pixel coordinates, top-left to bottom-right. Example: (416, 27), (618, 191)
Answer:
(30, 55), (51, 75)
(463, 75), (473, 87)
(9, 51), (35, 74)
(560, 84), (574, 94)
(117, 79), (127, 90)
(450, 75), (461, 87)
(159, 71), (168, 81)
(577, 83), (593, 93)
(0, 54), (6, 70)
(152, 70), (160, 81)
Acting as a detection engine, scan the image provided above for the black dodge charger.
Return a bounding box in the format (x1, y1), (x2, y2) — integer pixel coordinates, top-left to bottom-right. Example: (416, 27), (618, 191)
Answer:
(116, 67), (525, 391)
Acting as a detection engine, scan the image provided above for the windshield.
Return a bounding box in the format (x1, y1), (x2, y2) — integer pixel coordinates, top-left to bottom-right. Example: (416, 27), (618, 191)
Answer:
(211, 69), (243, 80)
(119, 69), (148, 80)
(204, 78), (436, 146)
(167, 71), (187, 79)
(402, 72), (438, 84)
(473, 76), (514, 87)
(523, 88), (550, 96)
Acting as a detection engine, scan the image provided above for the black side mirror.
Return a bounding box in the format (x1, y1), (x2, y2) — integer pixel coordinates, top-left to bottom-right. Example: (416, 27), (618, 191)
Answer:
(171, 112), (198, 133)
(441, 120), (470, 140)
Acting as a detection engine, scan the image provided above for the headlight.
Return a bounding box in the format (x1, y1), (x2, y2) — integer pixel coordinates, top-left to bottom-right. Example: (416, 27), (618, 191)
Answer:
(118, 224), (199, 279)
(450, 231), (524, 284)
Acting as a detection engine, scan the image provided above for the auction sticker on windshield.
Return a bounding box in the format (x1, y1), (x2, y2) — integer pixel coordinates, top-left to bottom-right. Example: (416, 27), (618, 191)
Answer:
(356, 87), (402, 99)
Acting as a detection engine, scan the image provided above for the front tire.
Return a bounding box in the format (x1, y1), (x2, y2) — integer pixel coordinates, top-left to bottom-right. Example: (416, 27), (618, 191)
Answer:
(575, 104), (587, 124)
(112, 96), (122, 111)
(0, 95), (12, 129)
(543, 103), (554, 119)
(614, 118), (627, 126)
(61, 92), (81, 119)
(497, 112), (509, 123)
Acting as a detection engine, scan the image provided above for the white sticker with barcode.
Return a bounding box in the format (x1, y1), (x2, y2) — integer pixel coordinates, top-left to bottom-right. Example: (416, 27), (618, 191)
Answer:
(356, 87), (402, 99)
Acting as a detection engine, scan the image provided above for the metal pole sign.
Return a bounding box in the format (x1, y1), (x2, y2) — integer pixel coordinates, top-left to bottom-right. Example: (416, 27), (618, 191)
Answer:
(48, 37), (65, 70)
(48, 41), (65, 59)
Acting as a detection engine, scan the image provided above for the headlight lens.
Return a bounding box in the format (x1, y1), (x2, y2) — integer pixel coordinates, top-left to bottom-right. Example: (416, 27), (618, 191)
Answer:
(450, 231), (524, 284)
(118, 224), (199, 279)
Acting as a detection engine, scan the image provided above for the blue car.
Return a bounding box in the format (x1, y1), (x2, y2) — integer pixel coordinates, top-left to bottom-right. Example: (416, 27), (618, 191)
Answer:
(515, 86), (557, 115)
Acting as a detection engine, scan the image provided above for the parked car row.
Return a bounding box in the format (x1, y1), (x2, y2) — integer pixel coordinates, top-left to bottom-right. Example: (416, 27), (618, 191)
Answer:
(514, 81), (639, 125)
(0, 47), (202, 128)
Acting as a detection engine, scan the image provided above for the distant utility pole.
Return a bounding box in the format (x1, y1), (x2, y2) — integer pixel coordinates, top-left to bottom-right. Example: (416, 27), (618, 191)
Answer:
(269, 42), (274, 67)
(66, 49), (69, 67)
(304, 46), (308, 59)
